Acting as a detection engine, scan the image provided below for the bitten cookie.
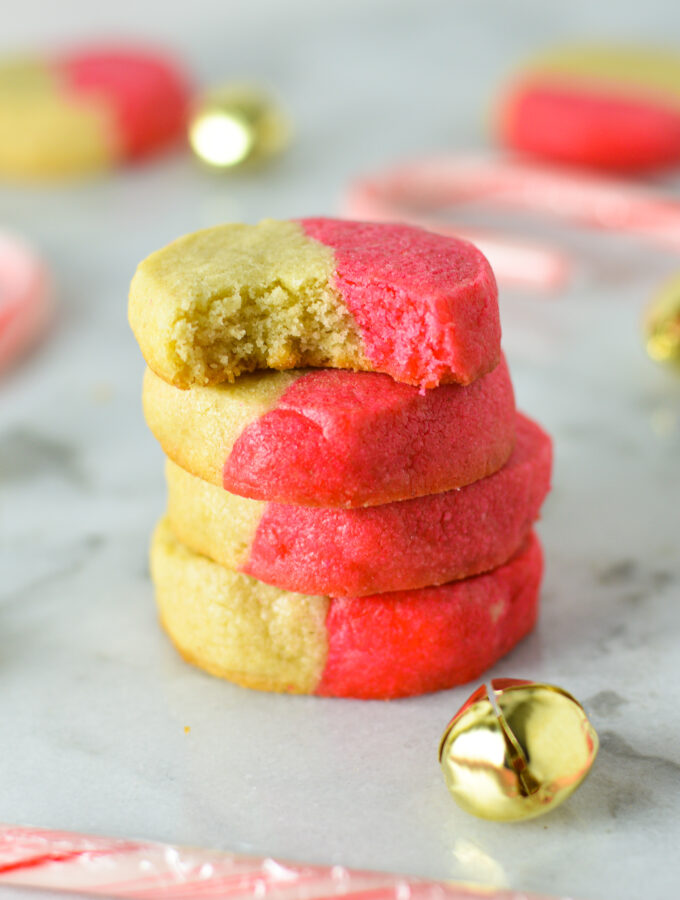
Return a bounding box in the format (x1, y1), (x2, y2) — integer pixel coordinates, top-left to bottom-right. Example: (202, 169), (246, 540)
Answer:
(497, 45), (680, 172)
(143, 355), (516, 507)
(0, 48), (190, 178)
(129, 218), (500, 390)
(165, 412), (551, 597)
(152, 519), (543, 700)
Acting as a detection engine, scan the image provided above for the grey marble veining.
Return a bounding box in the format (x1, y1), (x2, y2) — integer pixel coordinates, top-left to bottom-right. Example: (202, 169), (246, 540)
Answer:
(2, 3), (680, 899)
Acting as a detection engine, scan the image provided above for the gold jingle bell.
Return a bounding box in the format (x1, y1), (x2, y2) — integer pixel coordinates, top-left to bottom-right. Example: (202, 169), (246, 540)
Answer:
(644, 275), (680, 369)
(189, 84), (290, 169)
(439, 679), (598, 822)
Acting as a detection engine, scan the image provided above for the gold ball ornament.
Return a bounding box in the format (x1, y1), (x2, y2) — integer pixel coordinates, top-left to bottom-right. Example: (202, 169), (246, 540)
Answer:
(188, 85), (291, 169)
(439, 679), (599, 822)
(645, 275), (680, 369)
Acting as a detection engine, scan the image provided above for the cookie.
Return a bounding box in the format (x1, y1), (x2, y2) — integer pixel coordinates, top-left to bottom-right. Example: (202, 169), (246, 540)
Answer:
(129, 218), (500, 390)
(143, 355), (515, 508)
(0, 232), (51, 374)
(165, 412), (551, 597)
(497, 45), (680, 172)
(0, 48), (190, 178)
(152, 519), (543, 699)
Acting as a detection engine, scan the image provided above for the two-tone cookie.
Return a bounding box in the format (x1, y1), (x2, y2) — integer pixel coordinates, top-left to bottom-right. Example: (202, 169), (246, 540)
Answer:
(129, 219), (500, 390)
(0, 47), (190, 178)
(497, 45), (680, 172)
(152, 519), (543, 700)
(143, 355), (516, 508)
(165, 413), (551, 597)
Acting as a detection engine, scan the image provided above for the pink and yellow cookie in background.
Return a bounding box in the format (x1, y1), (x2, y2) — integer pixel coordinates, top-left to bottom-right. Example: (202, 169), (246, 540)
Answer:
(0, 47), (191, 179)
(496, 45), (680, 173)
(164, 412), (551, 598)
(143, 355), (516, 508)
(129, 218), (500, 391)
(0, 232), (51, 374)
(152, 519), (543, 700)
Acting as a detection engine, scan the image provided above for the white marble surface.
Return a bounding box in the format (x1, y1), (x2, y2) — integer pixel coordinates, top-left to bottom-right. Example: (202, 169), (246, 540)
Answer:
(2, 3), (680, 899)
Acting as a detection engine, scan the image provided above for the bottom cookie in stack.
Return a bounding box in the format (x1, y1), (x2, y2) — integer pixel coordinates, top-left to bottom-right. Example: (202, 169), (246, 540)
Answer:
(151, 519), (543, 700)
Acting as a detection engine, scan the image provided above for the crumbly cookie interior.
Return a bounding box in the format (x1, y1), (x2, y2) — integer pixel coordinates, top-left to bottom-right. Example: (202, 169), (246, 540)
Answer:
(170, 275), (363, 384)
(130, 219), (366, 387)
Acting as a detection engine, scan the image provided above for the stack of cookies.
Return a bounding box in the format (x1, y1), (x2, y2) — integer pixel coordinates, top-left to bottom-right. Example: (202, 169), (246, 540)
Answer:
(128, 218), (552, 699)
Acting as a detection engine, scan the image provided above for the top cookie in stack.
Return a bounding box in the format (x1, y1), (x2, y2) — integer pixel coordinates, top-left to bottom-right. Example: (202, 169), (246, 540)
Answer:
(129, 218), (501, 389)
(129, 218), (552, 700)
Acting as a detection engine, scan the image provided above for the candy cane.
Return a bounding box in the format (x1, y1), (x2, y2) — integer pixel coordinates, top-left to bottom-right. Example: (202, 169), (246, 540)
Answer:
(0, 232), (52, 376)
(0, 825), (554, 900)
(345, 154), (680, 290)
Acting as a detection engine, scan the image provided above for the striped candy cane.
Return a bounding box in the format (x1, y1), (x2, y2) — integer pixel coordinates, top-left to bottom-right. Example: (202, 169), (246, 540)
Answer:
(345, 154), (680, 291)
(0, 232), (52, 375)
(0, 825), (553, 900)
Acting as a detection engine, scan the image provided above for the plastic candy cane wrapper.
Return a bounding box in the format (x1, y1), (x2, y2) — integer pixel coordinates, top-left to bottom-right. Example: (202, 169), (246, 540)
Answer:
(346, 153), (680, 291)
(0, 826), (560, 900)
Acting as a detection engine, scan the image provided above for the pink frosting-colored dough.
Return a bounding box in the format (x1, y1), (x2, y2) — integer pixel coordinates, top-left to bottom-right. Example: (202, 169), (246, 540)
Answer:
(224, 356), (515, 508)
(242, 412), (551, 597)
(317, 532), (543, 699)
(60, 48), (191, 160)
(299, 218), (501, 388)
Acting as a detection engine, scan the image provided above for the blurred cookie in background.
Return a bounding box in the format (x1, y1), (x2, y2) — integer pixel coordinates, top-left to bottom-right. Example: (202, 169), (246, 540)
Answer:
(495, 45), (680, 173)
(0, 46), (191, 179)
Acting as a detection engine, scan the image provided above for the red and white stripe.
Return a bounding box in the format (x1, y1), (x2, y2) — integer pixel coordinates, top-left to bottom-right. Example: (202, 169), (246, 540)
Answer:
(0, 825), (554, 900)
(346, 153), (680, 291)
(0, 232), (51, 375)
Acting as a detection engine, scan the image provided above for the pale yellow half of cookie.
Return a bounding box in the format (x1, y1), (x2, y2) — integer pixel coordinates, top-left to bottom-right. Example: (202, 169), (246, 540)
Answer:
(142, 365), (298, 487)
(151, 518), (329, 694)
(165, 459), (262, 569)
(0, 59), (114, 179)
(129, 220), (367, 389)
(522, 45), (680, 107)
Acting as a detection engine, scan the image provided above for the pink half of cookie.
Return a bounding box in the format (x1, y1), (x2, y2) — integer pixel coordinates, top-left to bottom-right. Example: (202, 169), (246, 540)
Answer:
(224, 355), (515, 507)
(59, 47), (191, 161)
(500, 81), (680, 172)
(240, 413), (550, 596)
(0, 232), (51, 375)
(298, 218), (500, 388)
(319, 531), (543, 699)
(496, 47), (680, 173)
